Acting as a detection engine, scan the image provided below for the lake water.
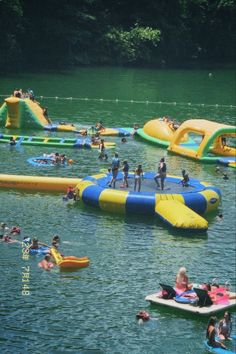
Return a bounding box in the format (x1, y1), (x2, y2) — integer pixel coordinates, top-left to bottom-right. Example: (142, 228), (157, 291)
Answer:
(0, 68), (235, 354)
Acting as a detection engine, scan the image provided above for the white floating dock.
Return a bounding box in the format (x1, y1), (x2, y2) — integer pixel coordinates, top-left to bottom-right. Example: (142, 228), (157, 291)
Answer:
(145, 292), (236, 316)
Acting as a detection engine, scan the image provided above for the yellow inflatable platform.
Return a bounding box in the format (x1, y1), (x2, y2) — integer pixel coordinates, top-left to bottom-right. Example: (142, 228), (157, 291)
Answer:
(137, 118), (189, 147)
(0, 174), (80, 192)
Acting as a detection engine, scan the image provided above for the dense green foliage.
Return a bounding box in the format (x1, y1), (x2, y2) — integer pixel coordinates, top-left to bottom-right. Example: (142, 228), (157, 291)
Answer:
(0, 0), (235, 71)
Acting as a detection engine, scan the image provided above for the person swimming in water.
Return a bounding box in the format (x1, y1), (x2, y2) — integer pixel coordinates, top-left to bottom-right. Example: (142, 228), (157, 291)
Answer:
(38, 254), (54, 271)
(9, 137), (16, 146)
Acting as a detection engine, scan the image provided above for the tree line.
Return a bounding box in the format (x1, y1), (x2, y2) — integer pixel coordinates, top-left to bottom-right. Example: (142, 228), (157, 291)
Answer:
(0, 0), (235, 72)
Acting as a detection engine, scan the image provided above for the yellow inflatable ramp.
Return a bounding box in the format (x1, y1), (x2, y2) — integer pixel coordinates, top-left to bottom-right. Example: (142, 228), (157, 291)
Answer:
(155, 200), (208, 230)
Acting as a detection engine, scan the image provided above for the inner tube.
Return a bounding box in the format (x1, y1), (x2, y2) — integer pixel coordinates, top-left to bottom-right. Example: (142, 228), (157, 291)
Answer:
(204, 340), (234, 354)
(27, 156), (55, 167)
(27, 156), (68, 167)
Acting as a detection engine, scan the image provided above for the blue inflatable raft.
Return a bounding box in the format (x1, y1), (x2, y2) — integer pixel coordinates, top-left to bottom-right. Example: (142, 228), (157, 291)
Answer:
(204, 340), (235, 353)
(27, 156), (68, 167)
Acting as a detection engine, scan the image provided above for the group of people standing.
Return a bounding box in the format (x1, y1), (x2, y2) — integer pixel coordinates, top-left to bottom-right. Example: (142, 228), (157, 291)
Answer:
(108, 153), (169, 192)
(108, 152), (144, 192)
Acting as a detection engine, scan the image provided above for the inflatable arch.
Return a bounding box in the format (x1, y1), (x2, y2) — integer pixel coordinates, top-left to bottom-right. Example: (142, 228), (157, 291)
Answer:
(168, 119), (236, 165)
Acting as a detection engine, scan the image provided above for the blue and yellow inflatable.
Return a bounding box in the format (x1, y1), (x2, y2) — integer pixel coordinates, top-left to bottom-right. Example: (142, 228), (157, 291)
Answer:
(76, 172), (221, 231)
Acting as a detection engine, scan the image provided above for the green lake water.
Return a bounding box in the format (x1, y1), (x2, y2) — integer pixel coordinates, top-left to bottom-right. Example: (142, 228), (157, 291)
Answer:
(0, 67), (235, 354)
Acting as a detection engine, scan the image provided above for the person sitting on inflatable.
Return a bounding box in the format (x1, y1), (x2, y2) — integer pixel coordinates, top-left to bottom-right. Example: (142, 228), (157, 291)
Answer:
(218, 311), (232, 340)
(38, 254), (54, 271)
(60, 154), (67, 164)
(180, 169), (190, 187)
(29, 237), (48, 250)
(95, 120), (105, 132)
(51, 235), (60, 249)
(206, 317), (227, 350)
(175, 267), (192, 294)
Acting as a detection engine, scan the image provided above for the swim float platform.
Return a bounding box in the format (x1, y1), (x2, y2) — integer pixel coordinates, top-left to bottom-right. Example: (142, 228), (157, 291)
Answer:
(145, 290), (236, 316)
(75, 171), (221, 231)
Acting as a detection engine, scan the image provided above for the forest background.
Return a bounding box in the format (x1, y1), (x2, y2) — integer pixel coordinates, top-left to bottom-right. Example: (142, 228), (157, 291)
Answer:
(0, 0), (235, 73)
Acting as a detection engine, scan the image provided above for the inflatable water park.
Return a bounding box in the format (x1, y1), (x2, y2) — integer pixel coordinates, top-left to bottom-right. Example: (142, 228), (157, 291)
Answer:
(0, 96), (131, 136)
(0, 92), (236, 354)
(0, 95), (232, 231)
(0, 96), (235, 167)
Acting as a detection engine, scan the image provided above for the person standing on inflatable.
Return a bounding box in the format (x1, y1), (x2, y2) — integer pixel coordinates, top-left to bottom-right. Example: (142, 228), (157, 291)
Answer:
(121, 160), (129, 188)
(109, 152), (120, 188)
(134, 165), (144, 192)
(154, 157), (167, 190)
